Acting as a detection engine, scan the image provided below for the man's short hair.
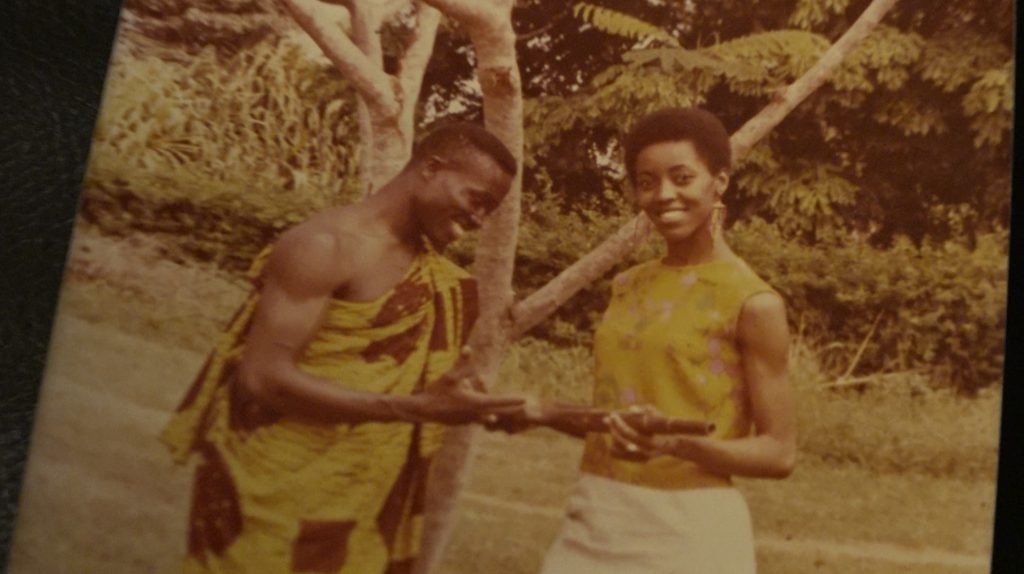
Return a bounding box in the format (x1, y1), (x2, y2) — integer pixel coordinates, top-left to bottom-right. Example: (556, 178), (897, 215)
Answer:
(411, 122), (518, 177)
(623, 108), (731, 184)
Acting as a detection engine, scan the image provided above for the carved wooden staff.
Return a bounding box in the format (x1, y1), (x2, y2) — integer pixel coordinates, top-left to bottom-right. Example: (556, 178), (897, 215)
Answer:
(483, 400), (716, 437)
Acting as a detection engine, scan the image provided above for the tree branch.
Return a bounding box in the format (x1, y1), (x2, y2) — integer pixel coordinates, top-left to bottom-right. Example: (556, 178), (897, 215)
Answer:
(510, 215), (652, 338)
(281, 0), (400, 117)
(348, 1), (389, 194)
(398, 2), (441, 105)
(505, 0), (900, 341)
(414, 3), (521, 574)
(419, 0), (512, 32)
(516, 19), (557, 43)
(350, 1), (385, 69)
(730, 0), (900, 160)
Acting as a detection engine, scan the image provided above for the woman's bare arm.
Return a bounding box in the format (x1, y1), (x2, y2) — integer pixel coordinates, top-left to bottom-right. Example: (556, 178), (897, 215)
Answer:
(608, 292), (796, 478)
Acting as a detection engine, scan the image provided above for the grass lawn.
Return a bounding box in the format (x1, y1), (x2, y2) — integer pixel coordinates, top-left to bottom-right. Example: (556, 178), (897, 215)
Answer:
(8, 228), (1000, 573)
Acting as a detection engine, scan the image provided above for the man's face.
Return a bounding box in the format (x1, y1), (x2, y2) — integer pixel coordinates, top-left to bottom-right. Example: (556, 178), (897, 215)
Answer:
(414, 149), (514, 248)
(633, 139), (727, 243)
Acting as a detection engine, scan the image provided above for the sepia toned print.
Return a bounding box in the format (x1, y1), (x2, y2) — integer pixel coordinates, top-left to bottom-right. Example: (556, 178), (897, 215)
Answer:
(7, 1), (1011, 573)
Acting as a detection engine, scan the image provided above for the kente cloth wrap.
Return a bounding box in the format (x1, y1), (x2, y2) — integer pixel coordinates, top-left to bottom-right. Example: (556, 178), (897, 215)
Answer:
(580, 257), (774, 490)
(159, 245), (478, 573)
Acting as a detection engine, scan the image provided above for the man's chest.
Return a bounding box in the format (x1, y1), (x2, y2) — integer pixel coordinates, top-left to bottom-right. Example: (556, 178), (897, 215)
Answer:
(337, 248), (421, 303)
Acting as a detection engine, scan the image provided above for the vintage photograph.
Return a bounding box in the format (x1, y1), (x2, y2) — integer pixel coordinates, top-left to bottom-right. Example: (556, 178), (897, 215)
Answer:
(7, 0), (1013, 573)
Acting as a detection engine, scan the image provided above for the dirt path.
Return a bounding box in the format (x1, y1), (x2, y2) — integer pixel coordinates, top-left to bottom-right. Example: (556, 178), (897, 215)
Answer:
(7, 314), (200, 574)
(756, 537), (987, 570)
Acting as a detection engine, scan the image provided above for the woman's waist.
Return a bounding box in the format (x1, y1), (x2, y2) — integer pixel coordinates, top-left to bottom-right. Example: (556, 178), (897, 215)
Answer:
(579, 439), (733, 491)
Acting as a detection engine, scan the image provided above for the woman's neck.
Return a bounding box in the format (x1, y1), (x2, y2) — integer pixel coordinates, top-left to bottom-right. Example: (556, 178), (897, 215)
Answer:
(662, 228), (733, 266)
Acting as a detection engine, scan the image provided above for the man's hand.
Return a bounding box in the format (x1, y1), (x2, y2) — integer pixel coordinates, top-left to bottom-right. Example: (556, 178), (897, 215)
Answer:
(400, 346), (526, 425)
(480, 396), (544, 434)
(406, 381), (525, 425)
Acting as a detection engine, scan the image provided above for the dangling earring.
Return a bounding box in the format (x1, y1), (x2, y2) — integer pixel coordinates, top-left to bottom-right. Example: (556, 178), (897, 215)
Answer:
(710, 200), (726, 238)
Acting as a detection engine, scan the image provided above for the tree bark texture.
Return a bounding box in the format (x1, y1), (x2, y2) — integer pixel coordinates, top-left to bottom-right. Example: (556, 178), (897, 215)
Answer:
(413, 2), (522, 572)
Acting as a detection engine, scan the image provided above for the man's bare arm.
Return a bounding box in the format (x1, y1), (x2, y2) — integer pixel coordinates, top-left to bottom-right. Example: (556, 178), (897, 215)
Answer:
(237, 227), (523, 425)
(607, 292), (797, 478)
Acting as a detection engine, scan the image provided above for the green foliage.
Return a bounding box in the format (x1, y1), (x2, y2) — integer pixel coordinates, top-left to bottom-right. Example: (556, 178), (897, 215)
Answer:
(830, 25), (924, 93)
(82, 30), (363, 273)
(962, 63), (1014, 148)
(623, 29), (832, 96)
(870, 96), (948, 136)
(524, 28), (837, 172)
(730, 219), (1008, 391)
(497, 194), (1008, 391)
(916, 30), (1008, 93)
(789, 0), (851, 30)
(572, 3), (679, 47)
(88, 32), (362, 225)
(523, 2), (1012, 244)
(512, 192), (654, 344)
(735, 160), (859, 241)
(82, 0), (1010, 396)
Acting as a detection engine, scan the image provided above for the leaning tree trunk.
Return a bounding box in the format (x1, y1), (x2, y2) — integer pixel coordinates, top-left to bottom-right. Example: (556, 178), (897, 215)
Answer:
(508, 0), (901, 339)
(413, 1), (523, 572)
(280, 0), (901, 572)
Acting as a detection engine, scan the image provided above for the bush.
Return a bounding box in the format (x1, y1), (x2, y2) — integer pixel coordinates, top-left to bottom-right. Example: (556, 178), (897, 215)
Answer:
(502, 202), (1007, 391)
(80, 30), (1008, 392)
(730, 218), (1008, 391)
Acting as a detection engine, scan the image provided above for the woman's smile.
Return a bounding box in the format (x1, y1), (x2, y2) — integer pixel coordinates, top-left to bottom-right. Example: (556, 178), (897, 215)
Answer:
(653, 206), (690, 224)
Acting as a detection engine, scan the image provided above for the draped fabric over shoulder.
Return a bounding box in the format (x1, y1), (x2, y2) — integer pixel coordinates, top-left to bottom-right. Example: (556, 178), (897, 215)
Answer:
(160, 244), (478, 574)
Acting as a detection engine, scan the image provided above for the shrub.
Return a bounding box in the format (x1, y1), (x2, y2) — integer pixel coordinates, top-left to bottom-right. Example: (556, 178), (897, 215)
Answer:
(730, 218), (1008, 391)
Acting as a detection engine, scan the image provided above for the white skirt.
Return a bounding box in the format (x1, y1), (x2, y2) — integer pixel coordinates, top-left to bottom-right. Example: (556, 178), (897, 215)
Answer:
(539, 473), (756, 574)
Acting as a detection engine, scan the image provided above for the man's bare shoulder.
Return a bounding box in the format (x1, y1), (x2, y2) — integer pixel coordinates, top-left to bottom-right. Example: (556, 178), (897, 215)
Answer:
(263, 206), (370, 296)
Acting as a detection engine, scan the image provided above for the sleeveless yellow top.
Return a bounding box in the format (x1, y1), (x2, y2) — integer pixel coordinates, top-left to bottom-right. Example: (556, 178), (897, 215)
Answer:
(580, 257), (774, 490)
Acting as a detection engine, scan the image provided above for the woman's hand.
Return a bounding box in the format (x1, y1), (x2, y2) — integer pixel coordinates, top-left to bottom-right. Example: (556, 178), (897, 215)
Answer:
(606, 406), (684, 462)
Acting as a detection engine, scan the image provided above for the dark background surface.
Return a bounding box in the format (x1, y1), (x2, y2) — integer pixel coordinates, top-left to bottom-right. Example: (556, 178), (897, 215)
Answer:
(0, 0), (124, 567)
(0, 0), (1020, 571)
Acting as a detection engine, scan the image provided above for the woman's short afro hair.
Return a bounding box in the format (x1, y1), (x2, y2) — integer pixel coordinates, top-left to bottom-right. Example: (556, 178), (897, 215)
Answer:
(623, 107), (731, 184)
(410, 121), (517, 177)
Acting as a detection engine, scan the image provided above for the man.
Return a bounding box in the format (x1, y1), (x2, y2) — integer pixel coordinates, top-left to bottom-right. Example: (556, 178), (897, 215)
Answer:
(161, 123), (524, 573)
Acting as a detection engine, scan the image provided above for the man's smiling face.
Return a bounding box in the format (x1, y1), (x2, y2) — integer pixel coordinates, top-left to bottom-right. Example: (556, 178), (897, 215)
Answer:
(413, 148), (513, 249)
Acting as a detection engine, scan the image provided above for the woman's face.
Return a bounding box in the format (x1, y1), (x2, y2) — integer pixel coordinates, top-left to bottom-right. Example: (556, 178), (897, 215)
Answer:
(633, 139), (728, 243)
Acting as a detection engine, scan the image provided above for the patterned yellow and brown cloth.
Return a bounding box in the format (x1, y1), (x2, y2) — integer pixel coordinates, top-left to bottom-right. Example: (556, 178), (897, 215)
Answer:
(160, 244), (478, 573)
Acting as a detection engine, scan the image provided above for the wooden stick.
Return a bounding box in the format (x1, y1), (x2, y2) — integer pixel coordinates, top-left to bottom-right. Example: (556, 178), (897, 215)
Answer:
(519, 402), (715, 435)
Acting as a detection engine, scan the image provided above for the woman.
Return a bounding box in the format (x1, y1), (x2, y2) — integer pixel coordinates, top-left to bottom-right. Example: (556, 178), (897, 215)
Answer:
(539, 107), (795, 573)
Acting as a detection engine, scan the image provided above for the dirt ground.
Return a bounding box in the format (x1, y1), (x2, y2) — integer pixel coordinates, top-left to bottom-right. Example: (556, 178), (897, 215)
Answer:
(6, 229), (999, 573)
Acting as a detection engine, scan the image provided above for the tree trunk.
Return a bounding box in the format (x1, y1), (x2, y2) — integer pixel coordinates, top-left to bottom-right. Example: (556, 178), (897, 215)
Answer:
(280, 1), (901, 572)
(283, 0), (440, 194)
(413, 3), (522, 572)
